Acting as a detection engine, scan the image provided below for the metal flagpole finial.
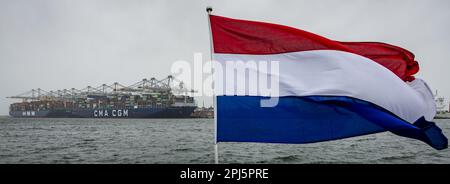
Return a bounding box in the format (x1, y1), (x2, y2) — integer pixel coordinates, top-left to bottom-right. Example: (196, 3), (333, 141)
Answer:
(206, 6), (213, 14)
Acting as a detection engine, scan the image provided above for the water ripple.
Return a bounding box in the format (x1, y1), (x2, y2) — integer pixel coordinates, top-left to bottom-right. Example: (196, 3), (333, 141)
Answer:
(0, 117), (449, 164)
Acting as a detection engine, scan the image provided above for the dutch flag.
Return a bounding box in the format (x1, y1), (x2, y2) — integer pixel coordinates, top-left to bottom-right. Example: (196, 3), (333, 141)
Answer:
(209, 14), (447, 150)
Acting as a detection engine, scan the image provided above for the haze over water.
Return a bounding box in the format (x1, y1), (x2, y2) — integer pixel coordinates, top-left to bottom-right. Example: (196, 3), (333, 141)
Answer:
(0, 117), (448, 164)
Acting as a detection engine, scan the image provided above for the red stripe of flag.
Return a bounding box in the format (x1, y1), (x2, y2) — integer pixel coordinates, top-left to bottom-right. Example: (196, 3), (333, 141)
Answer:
(210, 15), (419, 81)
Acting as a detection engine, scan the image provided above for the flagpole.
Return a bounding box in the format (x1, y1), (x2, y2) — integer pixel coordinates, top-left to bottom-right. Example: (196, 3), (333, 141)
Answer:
(206, 6), (219, 164)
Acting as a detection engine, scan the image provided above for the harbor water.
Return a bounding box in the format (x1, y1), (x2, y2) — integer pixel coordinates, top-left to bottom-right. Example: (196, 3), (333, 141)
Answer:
(0, 116), (449, 164)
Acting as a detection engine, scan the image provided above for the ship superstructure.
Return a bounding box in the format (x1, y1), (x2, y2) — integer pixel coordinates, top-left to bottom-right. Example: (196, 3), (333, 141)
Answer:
(434, 90), (450, 119)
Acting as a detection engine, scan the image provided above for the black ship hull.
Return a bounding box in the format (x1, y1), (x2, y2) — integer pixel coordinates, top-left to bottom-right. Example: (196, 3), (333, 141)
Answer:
(9, 106), (196, 119)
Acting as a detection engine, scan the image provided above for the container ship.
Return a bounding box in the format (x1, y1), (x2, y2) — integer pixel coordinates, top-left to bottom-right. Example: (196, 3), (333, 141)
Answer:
(8, 76), (197, 118)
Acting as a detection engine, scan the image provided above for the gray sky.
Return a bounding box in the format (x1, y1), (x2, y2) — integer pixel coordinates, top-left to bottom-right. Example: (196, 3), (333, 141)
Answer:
(1, 0), (450, 115)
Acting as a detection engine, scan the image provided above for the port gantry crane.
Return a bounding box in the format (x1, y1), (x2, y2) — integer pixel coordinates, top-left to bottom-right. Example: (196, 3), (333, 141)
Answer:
(7, 75), (197, 103)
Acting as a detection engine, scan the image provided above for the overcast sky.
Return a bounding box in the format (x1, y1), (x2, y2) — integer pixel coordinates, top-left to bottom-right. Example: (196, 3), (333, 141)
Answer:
(1, 0), (450, 115)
